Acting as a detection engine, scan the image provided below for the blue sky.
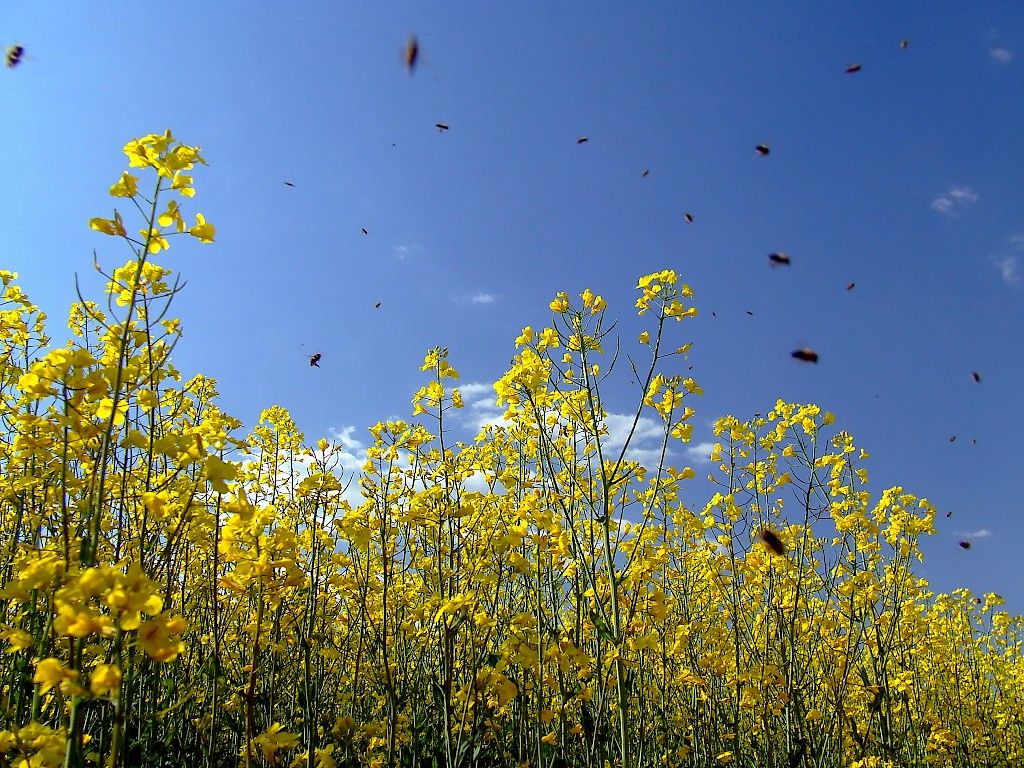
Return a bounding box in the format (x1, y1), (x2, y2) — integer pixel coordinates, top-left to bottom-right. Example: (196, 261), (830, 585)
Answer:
(3, 2), (1023, 610)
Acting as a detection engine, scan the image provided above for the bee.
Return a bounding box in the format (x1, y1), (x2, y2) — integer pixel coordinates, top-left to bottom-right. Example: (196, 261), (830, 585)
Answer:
(641, 168), (650, 177)
(5, 44), (24, 69)
(971, 371), (981, 383)
(946, 511), (953, 518)
(361, 228), (368, 235)
(959, 540), (971, 550)
(684, 212), (694, 223)
(309, 353), (322, 368)
(792, 348), (819, 364)
(759, 528), (786, 556)
(374, 302), (382, 309)
(404, 36), (419, 73)
(846, 282), (856, 291)
(435, 122), (449, 132)
(950, 435), (956, 442)
(769, 252), (791, 266)
(755, 144), (770, 156)
(746, 310), (754, 316)
(900, 39), (909, 49)
(577, 136), (588, 144)
(846, 63), (862, 74)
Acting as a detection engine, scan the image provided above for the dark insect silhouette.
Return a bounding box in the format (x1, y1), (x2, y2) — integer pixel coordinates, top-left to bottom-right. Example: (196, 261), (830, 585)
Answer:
(283, 181), (295, 187)
(846, 64), (862, 74)
(755, 144), (770, 156)
(577, 136), (588, 144)
(684, 213), (694, 223)
(846, 282), (856, 291)
(972, 371), (981, 383)
(404, 36), (419, 73)
(641, 168), (650, 177)
(374, 302), (382, 309)
(309, 353), (322, 368)
(900, 39), (909, 49)
(769, 252), (791, 266)
(361, 228), (368, 235)
(950, 436), (956, 442)
(711, 312), (717, 318)
(746, 310), (754, 316)
(946, 511), (953, 518)
(971, 438), (977, 444)
(5, 44), (24, 68)
(959, 540), (971, 550)
(792, 348), (819, 364)
(435, 122), (449, 132)
(759, 528), (786, 556)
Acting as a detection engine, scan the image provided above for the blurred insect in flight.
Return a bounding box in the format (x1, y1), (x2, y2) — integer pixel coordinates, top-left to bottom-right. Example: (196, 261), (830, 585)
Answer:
(435, 122), (449, 132)
(404, 36), (419, 73)
(684, 212), (694, 223)
(755, 144), (770, 156)
(792, 348), (819, 364)
(577, 136), (588, 144)
(309, 353), (322, 368)
(959, 540), (971, 550)
(846, 63), (862, 74)
(769, 252), (791, 266)
(641, 168), (650, 177)
(6, 44), (25, 68)
(971, 371), (981, 383)
(759, 528), (786, 556)
(846, 282), (856, 291)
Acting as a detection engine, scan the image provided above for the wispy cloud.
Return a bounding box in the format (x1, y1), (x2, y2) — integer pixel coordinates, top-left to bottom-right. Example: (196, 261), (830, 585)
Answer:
(684, 441), (717, 465)
(990, 48), (1013, 63)
(995, 256), (1020, 285)
(470, 292), (497, 305)
(960, 528), (992, 539)
(931, 186), (978, 215)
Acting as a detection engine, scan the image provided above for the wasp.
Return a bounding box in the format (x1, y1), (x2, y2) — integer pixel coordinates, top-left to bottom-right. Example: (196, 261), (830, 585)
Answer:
(755, 144), (770, 156)
(769, 252), (791, 266)
(404, 36), (419, 73)
(6, 44), (25, 68)
(846, 63), (862, 74)
(792, 348), (819, 364)
(309, 353), (322, 368)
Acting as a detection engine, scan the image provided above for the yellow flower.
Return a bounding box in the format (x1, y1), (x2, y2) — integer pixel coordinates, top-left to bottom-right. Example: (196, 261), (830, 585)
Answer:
(90, 664), (122, 696)
(109, 172), (139, 197)
(90, 211), (127, 236)
(189, 212), (216, 243)
(34, 657), (80, 694)
(140, 227), (170, 254)
(549, 291), (569, 313)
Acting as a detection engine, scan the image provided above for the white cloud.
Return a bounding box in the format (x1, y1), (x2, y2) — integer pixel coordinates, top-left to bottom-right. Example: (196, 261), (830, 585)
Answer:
(932, 186), (978, 215)
(990, 48), (1013, 63)
(470, 292), (497, 305)
(684, 441), (717, 465)
(960, 528), (992, 539)
(995, 256), (1020, 285)
(1010, 233), (1024, 249)
(456, 382), (495, 404)
(394, 244), (412, 260)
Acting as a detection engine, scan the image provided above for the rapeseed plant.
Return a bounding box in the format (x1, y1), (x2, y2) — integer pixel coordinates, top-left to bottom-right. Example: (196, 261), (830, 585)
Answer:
(0, 133), (1021, 768)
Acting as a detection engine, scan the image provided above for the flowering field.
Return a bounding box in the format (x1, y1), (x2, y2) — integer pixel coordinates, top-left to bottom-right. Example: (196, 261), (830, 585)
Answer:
(0, 133), (1021, 768)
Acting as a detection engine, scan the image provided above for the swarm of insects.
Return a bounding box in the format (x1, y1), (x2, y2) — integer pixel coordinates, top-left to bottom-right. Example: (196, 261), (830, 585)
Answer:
(769, 252), (791, 266)
(404, 36), (419, 73)
(6, 44), (25, 68)
(309, 353), (322, 368)
(846, 63), (862, 74)
(792, 348), (819, 364)
(755, 144), (771, 156)
(759, 528), (786, 556)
